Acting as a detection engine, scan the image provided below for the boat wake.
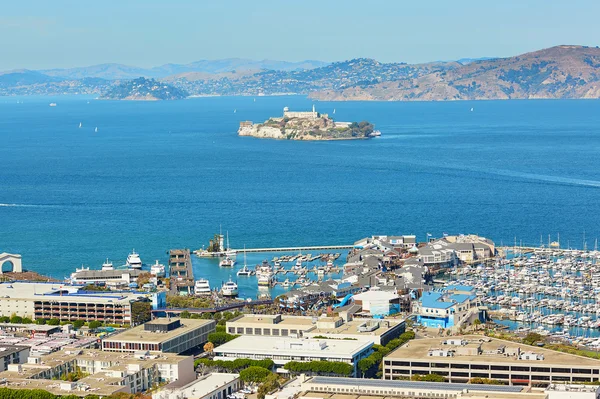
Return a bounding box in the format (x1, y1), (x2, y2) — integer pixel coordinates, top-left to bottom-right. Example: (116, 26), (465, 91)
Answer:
(0, 203), (57, 208)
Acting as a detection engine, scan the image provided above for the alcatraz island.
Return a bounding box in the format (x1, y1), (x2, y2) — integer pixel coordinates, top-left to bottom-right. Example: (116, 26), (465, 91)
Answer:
(238, 105), (381, 140)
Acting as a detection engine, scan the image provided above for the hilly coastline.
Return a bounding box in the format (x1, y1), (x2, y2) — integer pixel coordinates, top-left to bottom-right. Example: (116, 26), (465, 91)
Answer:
(2, 45), (600, 101)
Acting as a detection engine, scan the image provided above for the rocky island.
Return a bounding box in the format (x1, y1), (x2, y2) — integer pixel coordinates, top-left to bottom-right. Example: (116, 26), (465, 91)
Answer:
(100, 77), (188, 100)
(238, 106), (380, 140)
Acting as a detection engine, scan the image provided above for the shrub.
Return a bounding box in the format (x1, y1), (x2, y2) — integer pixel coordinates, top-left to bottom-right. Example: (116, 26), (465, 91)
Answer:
(47, 318), (60, 326)
(284, 360), (353, 377)
(10, 315), (23, 324)
(239, 366), (273, 383)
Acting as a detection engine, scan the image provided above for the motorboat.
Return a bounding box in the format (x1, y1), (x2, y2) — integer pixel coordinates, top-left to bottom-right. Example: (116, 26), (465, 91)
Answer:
(126, 250), (142, 269)
(195, 279), (211, 295)
(221, 278), (239, 297)
(220, 256), (236, 267)
(258, 273), (275, 287)
(150, 260), (166, 277)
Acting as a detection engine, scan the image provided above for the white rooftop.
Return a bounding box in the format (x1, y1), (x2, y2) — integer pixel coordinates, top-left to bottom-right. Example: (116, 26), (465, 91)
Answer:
(0, 282), (149, 304)
(155, 373), (239, 399)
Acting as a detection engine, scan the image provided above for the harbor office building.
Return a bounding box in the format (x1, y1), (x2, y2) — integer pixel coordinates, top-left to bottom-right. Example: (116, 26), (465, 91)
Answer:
(102, 318), (215, 354)
(383, 335), (600, 385)
(0, 282), (155, 324)
(413, 288), (482, 329)
(214, 336), (372, 377)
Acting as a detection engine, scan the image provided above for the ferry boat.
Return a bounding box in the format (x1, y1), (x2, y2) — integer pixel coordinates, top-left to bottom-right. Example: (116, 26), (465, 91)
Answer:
(101, 259), (114, 271)
(221, 279), (239, 297)
(194, 279), (211, 296)
(126, 250), (142, 269)
(258, 273), (275, 287)
(150, 260), (166, 277)
(219, 256), (236, 267)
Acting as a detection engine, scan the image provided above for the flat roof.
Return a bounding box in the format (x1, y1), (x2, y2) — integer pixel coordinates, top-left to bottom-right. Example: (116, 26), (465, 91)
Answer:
(385, 335), (600, 367)
(215, 336), (371, 358)
(103, 318), (213, 344)
(168, 373), (239, 398)
(308, 319), (403, 337)
(228, 314), (316, 327)
(0, 282), (149, 304)
(0, 378), (125, 397)
(306, 376), (524, 393)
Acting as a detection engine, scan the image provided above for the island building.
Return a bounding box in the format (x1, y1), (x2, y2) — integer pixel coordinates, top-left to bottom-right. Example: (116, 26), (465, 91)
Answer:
(382, 335), (600, 385)
(282, 105), (325, 120)
(214, 335), (372, 377)
(102, 318), (215, 354)
(0, 281), (157, 324)
(413, 285), (483, 329)
(152, 372), (241, 399)
(0, 348), (194, 397)
(225, 314), (405, 346)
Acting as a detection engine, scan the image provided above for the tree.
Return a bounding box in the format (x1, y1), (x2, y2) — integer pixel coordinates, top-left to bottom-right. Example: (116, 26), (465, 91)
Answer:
(131, 301), (152, 325)
(10, 315), (23, 324)
(523, 332), (543, 346)
(239, 366), (272, 384)
(22, 317), (33, 324)
(180, 310), (191, 319)
(136, 272), (153, 287)
(473, 319), (482, 330)
(411, 373), (446, 382)
(36, 318), (47, 325)
(47, 318), (60, 326)
(0, 316), (9, 323)
(207, 332), (238, 346)
(88, 320), (102, 329)
(257, 373), (280, 399)
(203, 342), (215, 354)
(73, 320), (85, 329)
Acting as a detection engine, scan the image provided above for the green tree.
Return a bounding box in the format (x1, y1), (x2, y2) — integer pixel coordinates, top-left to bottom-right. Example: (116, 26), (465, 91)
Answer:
(131, 301), (152, 325)
(47, 318), (60, 326)
(36, 318), (47, 325)
(22, 317), (33, 324)
(10, 315), (23, 324)
(411, 373), (446, 382)
(208, 332), (238, 346)
(257, 373), (280, 399)
(73, 320), (85, 329)
(88, 320), (102, 329)
(0, 316), (10, 323)
(523, 332), (543, 346)
(239, 366), (272, 384)
(180, 310), (191, 319)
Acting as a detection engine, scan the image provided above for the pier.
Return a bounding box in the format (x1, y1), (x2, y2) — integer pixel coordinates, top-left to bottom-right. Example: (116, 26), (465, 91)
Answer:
(230, 245), (353, 253)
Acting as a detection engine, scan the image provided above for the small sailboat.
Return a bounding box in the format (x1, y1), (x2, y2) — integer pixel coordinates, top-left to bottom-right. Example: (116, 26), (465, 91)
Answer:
(79, 122), (82, 128)
(234, 109), (237, 113)
(333, 108), (336, 114)
(94, 127), (98, 133)
(470, 107), (474, 112)
(49, 103), (57, 107)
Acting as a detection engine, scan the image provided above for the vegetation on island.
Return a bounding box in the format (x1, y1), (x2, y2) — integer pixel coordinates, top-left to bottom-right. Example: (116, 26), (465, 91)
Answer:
(100, 77), (188, 100)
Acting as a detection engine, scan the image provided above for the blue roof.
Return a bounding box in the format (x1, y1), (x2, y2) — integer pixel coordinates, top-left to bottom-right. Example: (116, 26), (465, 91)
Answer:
(445, 284), (475, 292)
(420, 292), (474, 309)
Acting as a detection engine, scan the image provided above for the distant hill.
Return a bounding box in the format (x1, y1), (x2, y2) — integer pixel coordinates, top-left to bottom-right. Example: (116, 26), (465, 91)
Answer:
(311, 45), (600, 101)
(39, 58), (329, 80)
(100, 77), (188, 100)
(0, 69), (57, 87)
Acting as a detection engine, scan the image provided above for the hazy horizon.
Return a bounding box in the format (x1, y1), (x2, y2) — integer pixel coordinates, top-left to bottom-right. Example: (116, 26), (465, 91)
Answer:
(1, 0), (600, 70)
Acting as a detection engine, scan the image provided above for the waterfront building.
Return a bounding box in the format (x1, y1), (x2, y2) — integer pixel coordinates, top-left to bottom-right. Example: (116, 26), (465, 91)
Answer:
(416, 235), (496, 268)
(226, 314), (405, 346)
(383, 335), (600, 385)
(351, 287), (401, 316)
(102, 318), (215, 354)
(413, 288), (482, 329)
(0, 348), (194, 397)
(214, 336), (372, 377)
(70, 268), (145, 285)
(0, 282), (154, 324)
(152, 373), (241, 399)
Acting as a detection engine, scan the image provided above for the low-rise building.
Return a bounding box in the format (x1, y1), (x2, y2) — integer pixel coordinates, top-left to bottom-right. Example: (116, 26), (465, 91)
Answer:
(102, 318), (215, 354)
(351, 287), (401, 316)
(0, 348), (194, 397)
(413, 289), (482, 329)
(214, 336), (372, 377)
(226, 314), (405, 346)
(153, 372), (240, 399)
(0, 345), (29, 372)
(383, 335), (600, 385)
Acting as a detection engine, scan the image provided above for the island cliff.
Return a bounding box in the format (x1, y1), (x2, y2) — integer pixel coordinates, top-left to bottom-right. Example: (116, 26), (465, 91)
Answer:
(238, 106), (379, 140)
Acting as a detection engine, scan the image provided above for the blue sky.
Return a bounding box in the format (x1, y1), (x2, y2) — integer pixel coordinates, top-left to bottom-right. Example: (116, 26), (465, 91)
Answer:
(1, 0), (599, 70)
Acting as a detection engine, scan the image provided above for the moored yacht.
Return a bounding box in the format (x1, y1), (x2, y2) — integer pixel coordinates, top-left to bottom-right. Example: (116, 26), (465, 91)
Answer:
(221, 278), (239, 297)
(126, 250), (142, 269)
(195, 279), (211, 295)
(219, 256), (236, 267)
(237, 264), (255, 276)
(258, 273), (275, 287)
(101, 259), (114, 271)
(150, 260), (166, 277)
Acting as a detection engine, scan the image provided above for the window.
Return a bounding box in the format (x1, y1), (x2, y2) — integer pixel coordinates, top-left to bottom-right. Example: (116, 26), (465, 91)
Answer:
(246, 328), (252, 334)
(281, 329), (288, 336)
(254, 328), (261, 335)
(491, 365), (509, 371)
(228, 328), (235, 334)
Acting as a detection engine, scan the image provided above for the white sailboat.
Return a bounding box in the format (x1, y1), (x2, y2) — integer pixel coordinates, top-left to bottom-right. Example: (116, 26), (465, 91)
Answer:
(234, 109), (237, 113)
(470, 107), (474, 112)
(79, 122), (82, 128)
(237, 246), (255, 276)
(94, 127), (98, 133)
(333, 108), (336, 114)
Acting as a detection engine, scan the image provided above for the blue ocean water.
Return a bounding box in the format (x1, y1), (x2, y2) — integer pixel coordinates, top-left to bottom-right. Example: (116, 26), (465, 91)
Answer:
(1, 95), (600, 297)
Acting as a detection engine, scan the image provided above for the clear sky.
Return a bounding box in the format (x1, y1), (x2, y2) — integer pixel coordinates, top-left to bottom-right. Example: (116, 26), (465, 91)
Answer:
(1, 0), (599, 70)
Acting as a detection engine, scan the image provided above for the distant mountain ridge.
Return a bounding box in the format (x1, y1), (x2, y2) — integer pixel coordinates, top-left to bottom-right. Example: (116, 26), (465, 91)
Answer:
(2, 46), (600, 101)
(39, 58), (329, 80)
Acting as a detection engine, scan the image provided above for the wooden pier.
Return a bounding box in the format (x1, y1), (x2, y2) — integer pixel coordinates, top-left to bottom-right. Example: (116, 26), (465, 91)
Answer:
(231, 245), (353, 253)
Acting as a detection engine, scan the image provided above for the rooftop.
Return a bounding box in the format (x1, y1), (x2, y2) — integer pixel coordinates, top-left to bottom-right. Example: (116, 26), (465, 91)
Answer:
(0, 282), (150, 304)
(419, 292), (476, 309)
(103, 318), (213, 344)
(159, 373), (239, 398)
(228, 314), (316, 327)
(215, 336), (371, 358)
(385, 335), (600, 367)
(307, 319), (404, 338)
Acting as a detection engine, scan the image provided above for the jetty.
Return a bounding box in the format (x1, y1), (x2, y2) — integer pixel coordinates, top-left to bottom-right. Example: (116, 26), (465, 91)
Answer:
(230, 245), (353, 253)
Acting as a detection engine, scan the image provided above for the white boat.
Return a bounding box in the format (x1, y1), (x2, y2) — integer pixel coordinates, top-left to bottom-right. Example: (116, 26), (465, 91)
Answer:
(369, 130), (382, 137)
(294, 258), (302, 270)
(94, 127), (98, 133)
(219, 256), (236, 267)
(258, 273), (275, 287)
(101, 259), (114, 271)
(78, 122), (82, 128)
(150, 260), (166, 277)
(221, 278), (239, 297)
(195, 279), (211, 295)
(75, 265), (89, 273)
(49, 103), (57, 107)
(237, 265), (254, 276)
(126, 250), (142, 269)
